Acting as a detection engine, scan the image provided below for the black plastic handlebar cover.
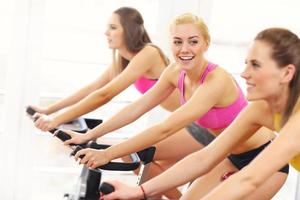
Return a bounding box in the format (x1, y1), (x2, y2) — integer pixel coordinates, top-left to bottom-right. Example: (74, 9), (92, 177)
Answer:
(99, 182), (115, 195)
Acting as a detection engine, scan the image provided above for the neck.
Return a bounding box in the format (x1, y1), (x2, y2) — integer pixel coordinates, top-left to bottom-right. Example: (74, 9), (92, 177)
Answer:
(185, 59), (208, 83)
(268, 88), (289, 115)
(118, 47), (135, 61)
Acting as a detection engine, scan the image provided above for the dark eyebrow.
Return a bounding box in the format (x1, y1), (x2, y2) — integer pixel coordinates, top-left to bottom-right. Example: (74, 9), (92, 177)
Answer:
(108, 23), (117, 27)
(173, 37), (182, 40)
(249, 59), (262, 65)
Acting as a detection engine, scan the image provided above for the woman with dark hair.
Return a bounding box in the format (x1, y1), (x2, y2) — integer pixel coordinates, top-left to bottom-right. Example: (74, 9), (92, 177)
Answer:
(31, 7), (214, 199)
(200, 27), (300, 200)
(32, 7), (175, 127)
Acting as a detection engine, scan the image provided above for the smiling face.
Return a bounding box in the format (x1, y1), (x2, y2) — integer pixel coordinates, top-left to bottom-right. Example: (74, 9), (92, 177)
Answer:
(241, 40), (286, 102)
(105, 13), (125, 49)
(170, 23), (208, 71)
(245, 27), (300, 120)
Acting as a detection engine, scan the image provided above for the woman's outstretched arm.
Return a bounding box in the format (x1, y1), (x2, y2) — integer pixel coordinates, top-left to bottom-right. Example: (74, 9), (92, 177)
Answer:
(101, 103), (264, 200)
(30, 67), (112, 115)
(34, 46), (163, 131)
(201, 110), (300, 200)
(64, 65), (176, 144)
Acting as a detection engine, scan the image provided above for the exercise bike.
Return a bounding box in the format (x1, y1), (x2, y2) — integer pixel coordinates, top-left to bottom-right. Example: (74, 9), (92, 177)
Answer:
(26, 106), (156, 200)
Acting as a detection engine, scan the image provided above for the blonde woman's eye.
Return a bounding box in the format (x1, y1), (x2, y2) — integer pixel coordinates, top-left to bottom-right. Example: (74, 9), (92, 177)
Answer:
(173, 40), (182, 45)
(189, 40), (198, 45)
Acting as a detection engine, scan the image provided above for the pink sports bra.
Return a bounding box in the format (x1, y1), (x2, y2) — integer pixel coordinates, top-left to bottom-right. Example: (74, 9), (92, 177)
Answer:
(178, 62), (247, 130)
(134, 76), (158, 94)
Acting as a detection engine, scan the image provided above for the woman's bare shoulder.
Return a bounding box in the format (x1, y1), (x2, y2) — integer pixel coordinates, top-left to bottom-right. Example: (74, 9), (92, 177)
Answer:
(246, 100), (273, 126)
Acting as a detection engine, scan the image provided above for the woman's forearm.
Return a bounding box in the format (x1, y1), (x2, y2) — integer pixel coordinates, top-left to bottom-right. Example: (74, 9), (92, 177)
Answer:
(46, 85), (98, 114)
(143, 150), (212, 197)
(46, 69), (111, 115)
(106, 123), (177, 160)
(53, 90), (111, 126)
(85, 101), (152, 140)
(84, 82), (172, 140)
(201, 170), (257, 200)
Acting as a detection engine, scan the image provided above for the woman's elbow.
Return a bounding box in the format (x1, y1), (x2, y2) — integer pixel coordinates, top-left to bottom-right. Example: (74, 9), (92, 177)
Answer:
(156, 123), (176, 140)
(232, 171), (260, 193)
(91, 91), (113, 105)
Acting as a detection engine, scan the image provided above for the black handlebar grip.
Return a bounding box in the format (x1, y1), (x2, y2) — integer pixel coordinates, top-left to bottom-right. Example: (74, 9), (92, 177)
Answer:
(99, 182), (115, 195)
(26, 106), (36, 116)
(26, 106), (40, 122)
(26, 106), (57, 133)
(54, 129), (87, 148)
(54, 130), (86, 159)
(70, 146), (85, 159)
(54, 130), (71, 141)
